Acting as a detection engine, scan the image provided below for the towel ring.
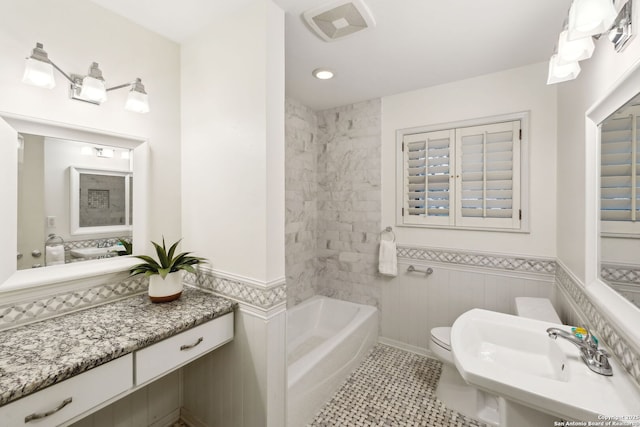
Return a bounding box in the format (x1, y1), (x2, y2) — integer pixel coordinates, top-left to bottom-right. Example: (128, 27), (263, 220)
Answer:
(381, 226), (396, 242)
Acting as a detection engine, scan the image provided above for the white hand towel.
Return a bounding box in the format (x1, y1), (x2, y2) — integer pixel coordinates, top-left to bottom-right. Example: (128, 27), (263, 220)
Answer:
(378, 239), (397, 277)
(46, 245), (65, 266)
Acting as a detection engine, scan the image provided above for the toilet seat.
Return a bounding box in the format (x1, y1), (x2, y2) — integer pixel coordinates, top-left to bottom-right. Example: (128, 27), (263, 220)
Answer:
(430, 326), (451, 351)
(429, 326), (455, 365)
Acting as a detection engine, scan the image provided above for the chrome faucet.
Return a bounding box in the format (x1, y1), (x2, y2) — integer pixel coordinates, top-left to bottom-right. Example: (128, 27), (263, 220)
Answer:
(547, 326), (613, 376)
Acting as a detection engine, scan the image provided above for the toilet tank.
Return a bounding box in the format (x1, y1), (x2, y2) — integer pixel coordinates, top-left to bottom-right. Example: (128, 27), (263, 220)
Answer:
(515, 297), (562, 324)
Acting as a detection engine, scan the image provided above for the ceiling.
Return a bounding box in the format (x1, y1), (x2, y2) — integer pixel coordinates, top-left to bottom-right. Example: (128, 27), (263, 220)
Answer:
(89, 0), (571, 111)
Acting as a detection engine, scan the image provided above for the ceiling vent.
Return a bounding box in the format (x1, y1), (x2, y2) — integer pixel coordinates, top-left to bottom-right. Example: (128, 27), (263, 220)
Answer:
(303, 0), (376, 42)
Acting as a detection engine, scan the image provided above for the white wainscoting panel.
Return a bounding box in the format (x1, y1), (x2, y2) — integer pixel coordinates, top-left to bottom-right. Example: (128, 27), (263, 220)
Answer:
(69, 371), (180, 427)
(380, 260), (555, 354)
(182, 307), (286, 427)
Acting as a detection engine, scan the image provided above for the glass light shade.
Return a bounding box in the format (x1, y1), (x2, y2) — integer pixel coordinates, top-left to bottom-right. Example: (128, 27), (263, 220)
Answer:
(547, 54), (581, 85)
(79, 76), (107, 104)
(22, 58), (56, 89)
(557, 30), (595, 64)
(567, 0), (617, 41)
(125, 90), (150, 113)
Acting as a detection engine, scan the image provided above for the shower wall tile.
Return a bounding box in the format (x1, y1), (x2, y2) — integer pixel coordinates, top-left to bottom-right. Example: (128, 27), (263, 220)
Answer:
(315, 99), (382, 308)
(285, 98), (318, 307)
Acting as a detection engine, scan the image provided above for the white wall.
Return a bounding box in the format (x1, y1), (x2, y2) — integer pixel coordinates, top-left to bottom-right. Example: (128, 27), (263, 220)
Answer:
(0, 0), (182, 255)
(181, 1), (287, 426)
(382, 62), (558, 259)
(181, 0), (285, 285)
(557, 4), (640, 284)
(0, 1), (182, 424)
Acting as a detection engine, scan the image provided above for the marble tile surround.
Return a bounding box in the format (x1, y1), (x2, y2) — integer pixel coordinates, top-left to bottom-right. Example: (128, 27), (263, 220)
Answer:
(286, 98), (318, 307)
(285, 97), (382, 309)
(315, 100), (382, 308)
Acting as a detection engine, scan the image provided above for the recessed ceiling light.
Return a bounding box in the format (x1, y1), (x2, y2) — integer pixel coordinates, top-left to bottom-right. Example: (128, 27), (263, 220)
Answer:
(313, 68), (334, 80)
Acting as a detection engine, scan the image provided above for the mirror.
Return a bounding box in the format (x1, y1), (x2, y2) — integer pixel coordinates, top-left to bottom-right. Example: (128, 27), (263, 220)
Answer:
(18, 135), (134, 270)
(599, 93), (640, 309)
(0, 113), (148, 293)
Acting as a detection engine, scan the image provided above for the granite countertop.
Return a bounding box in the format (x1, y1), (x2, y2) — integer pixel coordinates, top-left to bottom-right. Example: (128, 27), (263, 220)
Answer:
(0, 286), (236, 406)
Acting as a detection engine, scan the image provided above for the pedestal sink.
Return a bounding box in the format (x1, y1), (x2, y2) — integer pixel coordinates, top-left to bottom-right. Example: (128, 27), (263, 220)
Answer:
(451, 309), (640, 426)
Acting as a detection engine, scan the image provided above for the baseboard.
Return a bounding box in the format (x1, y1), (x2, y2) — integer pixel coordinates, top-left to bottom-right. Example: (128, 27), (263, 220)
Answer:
(378, 336), (431, 357)
(152, 408), (181, 427)
(180, 407), (209, 427)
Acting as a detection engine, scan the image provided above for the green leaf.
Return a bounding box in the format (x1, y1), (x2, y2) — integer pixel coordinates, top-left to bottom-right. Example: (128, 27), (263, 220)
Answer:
(181, 265), (197, 274)
(152, 240), (170, 269)
(167, 239), (182, 264)
(133, 255), (161, 268)
(129, 237), (207, 277)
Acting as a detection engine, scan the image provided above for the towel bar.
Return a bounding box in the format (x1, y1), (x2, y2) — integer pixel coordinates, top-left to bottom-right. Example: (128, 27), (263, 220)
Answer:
(407, 265), (433, 276)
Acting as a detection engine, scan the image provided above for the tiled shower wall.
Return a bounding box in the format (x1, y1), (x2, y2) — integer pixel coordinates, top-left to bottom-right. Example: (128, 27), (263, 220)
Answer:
(285, 98), (318, 306)
(285, 98), (382, 308)
(316, 100), (382, 307)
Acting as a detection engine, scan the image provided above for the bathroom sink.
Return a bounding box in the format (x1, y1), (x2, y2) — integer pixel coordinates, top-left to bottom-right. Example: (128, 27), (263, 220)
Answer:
(70, 246), (125, 258)
(451, 309), (640, 422)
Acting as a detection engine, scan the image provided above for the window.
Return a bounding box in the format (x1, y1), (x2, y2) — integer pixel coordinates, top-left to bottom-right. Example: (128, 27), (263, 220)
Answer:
(600, 107), (640, 236)
(397, 113), (528, 231)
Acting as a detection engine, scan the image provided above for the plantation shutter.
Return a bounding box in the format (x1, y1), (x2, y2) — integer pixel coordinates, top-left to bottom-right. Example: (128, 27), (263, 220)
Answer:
(600, 113), (639, 222)
(402, 129), (454, 226)
(455, 121), (521, 228)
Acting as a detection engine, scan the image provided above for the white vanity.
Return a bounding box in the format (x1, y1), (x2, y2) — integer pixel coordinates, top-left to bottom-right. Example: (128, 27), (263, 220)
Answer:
(0, 287), (235, 426)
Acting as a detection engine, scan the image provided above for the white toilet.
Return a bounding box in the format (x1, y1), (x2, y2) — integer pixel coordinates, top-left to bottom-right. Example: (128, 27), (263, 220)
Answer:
(429, 297), (561, 426)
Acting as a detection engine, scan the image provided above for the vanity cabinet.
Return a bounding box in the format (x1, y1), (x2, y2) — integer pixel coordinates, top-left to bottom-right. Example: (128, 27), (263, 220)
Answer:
(135, 312), (234, 385)
(0, 310), (235, 427)
(0, 355), (132, 426)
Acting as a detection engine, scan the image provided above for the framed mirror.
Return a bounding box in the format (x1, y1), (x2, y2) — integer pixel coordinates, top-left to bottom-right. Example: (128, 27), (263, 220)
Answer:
(585, 60), (640, 350)
(18, 135), (134, 270)
(0, 113), (148, 293)
(599, 93), (640, 308)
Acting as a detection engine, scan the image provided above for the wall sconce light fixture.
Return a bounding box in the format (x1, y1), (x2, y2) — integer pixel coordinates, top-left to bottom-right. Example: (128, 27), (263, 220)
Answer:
(22, 43), (150, 113)
(547, 0), (633, 85)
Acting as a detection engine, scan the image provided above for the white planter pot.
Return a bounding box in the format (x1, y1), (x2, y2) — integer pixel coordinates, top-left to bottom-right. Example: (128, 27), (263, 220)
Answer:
(148, 271), (183, 303)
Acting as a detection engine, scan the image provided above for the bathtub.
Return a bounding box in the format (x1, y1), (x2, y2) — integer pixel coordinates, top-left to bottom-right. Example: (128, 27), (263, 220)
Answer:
(287, 296), (378, 427)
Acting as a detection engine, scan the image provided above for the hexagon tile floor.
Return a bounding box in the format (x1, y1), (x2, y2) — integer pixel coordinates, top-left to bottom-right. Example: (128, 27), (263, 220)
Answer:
(308, 344), (488, 427)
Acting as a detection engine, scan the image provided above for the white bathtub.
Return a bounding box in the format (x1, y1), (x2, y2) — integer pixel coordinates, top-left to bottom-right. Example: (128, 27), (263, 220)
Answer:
(287, 296), (378, 427)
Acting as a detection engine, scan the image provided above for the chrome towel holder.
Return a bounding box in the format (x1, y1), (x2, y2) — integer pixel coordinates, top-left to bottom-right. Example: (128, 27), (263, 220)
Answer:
(407, 265), (433, 276)
(381, 226), (396, 242)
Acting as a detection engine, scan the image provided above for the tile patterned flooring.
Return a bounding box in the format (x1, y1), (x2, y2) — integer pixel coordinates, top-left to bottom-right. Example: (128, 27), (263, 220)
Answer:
(308, 344), (487, 427)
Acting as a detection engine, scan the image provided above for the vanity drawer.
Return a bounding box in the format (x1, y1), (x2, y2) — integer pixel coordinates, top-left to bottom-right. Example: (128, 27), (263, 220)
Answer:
(135, 312), (234, 385)
(0, 354), (132, 427)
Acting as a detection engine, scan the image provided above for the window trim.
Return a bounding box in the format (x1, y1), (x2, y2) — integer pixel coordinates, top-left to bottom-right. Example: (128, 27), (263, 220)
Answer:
(395, 111), (530, 233)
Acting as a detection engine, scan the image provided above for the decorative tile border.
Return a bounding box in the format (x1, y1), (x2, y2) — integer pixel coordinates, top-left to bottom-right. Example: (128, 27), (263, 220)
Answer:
(601, 263), (640, 286)
(397, 245), (556, 275)
(0, 276), (148, 331)
(184, 270), (286, 310)
(556, 264), (640, 385)
(64, 236), (131, 250)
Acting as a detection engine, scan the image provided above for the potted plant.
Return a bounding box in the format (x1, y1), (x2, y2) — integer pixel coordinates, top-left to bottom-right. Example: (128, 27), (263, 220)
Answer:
(130, 237), (206, 303)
